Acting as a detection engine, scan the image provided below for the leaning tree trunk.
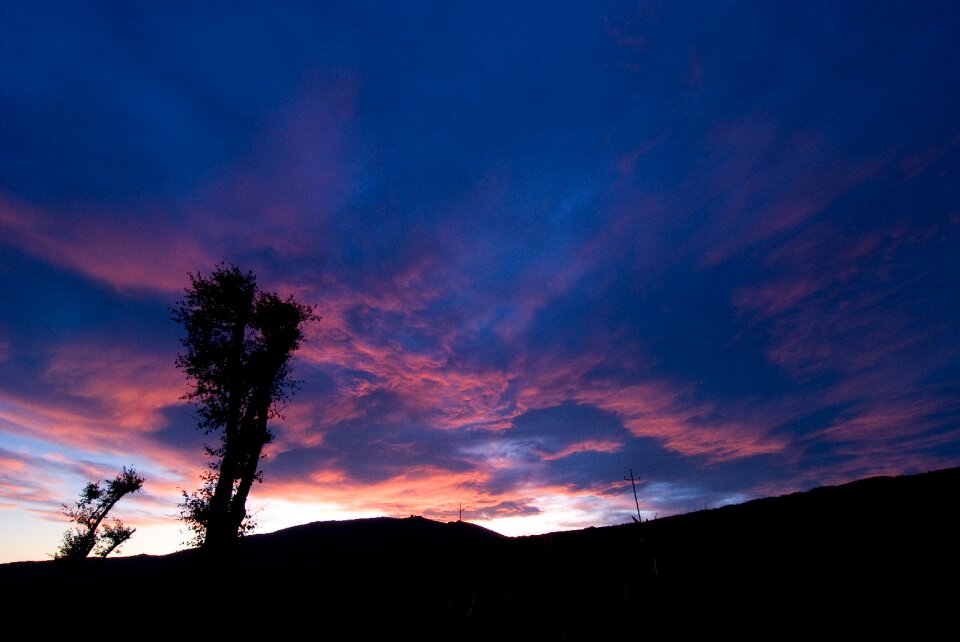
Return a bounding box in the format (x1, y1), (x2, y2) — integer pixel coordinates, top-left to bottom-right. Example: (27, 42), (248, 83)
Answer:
(227, 417), (270, 538)
(203, 312), (251, 553)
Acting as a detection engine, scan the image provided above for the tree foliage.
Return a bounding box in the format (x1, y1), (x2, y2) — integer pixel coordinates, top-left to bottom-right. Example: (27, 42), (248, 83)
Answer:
(55, 467), (144, 560)
(173, 264), (315, 551)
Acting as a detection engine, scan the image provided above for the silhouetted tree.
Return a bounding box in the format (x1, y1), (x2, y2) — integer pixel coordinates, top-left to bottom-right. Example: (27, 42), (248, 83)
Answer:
(173, 264), (315, 552)
(55, 467), (144, 560)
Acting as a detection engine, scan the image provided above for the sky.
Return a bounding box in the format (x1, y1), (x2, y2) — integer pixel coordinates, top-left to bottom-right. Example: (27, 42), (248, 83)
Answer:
(1, 1), (959, 562)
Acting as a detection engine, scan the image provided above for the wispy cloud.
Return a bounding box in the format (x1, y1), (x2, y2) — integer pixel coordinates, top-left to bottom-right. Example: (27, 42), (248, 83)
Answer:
(0, 195), (213, 294)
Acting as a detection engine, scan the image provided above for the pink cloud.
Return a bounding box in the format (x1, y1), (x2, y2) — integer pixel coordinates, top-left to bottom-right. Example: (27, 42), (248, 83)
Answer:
(295, 268), (775, 462)
(727, 210), (960, 483)
(258, 465), (493, 519)
(0, 391), (206, 485)
(788, 415), (959, 490)
(895, 135), (958, 181)
(733, 212), (954, 380)
(43, 343), (187, 432)
(733, 227), (888, 325)
(0, 342), (218, 492)
(682, 117), (891, 266)
(0, 195), (215, 294)
(614, 131), (670, 177)
(0, 452), (61, 508)
(0, 446), (176, 522)
(530, 364), (784, 460)
(540, 439), (624, 461)
(190, 73), (360, 260)
(281, 258), (787, 465)
(812, 394), (959, 448)
(288, 265), (519, 440)
(0, 75), (360, 296)
(603, 15), (647, 51)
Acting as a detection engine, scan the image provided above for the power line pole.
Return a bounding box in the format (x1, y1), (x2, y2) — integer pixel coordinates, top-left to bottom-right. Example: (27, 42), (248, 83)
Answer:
(624, 468), (642, 523)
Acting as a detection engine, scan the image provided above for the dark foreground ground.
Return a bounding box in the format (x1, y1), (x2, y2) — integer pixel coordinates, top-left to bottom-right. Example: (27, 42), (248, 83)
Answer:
(4, 467), (958, 636)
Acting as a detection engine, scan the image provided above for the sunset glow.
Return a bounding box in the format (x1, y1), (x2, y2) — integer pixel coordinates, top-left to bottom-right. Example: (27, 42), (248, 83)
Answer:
(1, 2), (959, 562)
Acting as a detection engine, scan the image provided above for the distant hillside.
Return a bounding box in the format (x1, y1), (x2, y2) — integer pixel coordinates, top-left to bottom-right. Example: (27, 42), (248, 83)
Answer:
(4, 467), (958, 636)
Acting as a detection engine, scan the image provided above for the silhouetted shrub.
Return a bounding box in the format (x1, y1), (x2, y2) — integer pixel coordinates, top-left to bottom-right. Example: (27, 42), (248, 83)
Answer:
(55, 467), (144, 559)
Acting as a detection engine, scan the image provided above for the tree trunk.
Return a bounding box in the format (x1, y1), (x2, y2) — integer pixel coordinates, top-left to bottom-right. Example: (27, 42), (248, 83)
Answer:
(204, 311), (250, 553)
(225, 383), (273, 538)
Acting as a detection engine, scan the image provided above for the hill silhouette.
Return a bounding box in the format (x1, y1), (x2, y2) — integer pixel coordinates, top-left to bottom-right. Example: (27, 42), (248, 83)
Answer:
(3, 467), (958, 635)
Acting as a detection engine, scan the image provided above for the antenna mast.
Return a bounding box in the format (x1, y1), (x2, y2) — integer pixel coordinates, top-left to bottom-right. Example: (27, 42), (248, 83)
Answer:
(624, 468), (642, 523)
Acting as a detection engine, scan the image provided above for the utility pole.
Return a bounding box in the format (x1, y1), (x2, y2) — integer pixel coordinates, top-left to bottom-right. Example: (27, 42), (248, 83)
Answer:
(624, 469), (642, 523)
(459, 503), (463, 522)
